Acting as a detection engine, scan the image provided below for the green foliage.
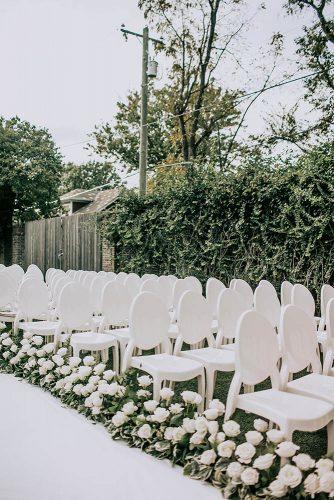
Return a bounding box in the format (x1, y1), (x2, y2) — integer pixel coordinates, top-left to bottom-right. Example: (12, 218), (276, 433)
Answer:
(0, 116), (62, 221)
(60, 160), (123, 194)
(101, 143), (334, 297)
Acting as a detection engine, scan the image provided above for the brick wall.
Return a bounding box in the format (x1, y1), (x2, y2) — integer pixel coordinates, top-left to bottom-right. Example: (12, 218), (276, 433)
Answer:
(101, 239), (115, 272)
(12, 224), (25, 268)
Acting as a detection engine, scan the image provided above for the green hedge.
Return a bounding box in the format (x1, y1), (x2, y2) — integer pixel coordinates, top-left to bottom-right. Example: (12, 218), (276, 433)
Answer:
(101, 143), (334, 300)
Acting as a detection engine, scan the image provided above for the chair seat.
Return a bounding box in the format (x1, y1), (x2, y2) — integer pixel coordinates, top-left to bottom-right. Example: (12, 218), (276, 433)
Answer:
(71, 332), (118, 351)
(19, 321), (59, 335)
(179, 346), (235, 371)
(287, 373), (334, 405)
(222, 343), (235, 351)
(237, 388), (333, 432)
(131, 353), (203, 382)
(104, 328), (130, 346)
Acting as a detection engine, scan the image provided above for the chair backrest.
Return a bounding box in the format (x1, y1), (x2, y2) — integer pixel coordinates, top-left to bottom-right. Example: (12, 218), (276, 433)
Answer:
(124, 273), (141, 301)
(128, 291), (170, 351)
(291, 283), (315, 318)
(229, 278), (237, 288)
(0, 271), (17, 309)
(101, 281), (131, 326)
(17, 278), (49, 319)
(58, 282), (93, 331)
(53, 276), (72, 301)
(168, 275), (178, 285)
(225, 310), (281, 420)
(141, 273), (158, 282)
(184, 276), (202, 294)
(206, 277), (226, 319)
(90, 276), (108, 313)
(326, 298), (334, 343)
(280, 305), (321, 386)
(321, 284), (334, 322)
(259, 279), (276, 293)
(232, 279), (253, 308)
(25, 265), (44, 282)
(175, 291), (213, 348)
(216, 288), (249, 345)
(6, 264), (24, 283)
(82, 273), (95, 290)
(116, 272), (128, 284)
(172, 278), (201, 316)
(140, 278), (160, 295)
(157, 275), (174, 309)
(281, 280), (293, 307)
(235, 310), (280, 386)
(254, 284), (281, 328)
(105, 271), (116, 281)
(46, 268), (56, 284)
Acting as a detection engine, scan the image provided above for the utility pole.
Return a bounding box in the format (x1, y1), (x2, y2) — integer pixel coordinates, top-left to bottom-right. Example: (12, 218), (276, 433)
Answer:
(121, 26), (163, 196)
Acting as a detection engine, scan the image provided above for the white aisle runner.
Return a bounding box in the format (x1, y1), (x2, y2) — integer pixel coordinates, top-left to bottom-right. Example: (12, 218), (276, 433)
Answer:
(0, 375), (220, 500)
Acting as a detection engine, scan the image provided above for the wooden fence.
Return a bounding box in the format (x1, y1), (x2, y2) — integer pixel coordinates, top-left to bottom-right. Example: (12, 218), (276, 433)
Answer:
(25, 214), (102, 273)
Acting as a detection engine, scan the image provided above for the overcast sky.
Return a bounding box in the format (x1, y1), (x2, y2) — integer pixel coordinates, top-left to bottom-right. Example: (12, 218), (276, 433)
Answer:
(0, 0), (318, 186)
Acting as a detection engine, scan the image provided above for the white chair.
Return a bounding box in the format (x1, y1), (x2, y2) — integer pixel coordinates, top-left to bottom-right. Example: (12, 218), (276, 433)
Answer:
(122, 292), (205, 409)
(0, 271), (18, 325)
(140, 278), (160, 295)
(319, 284), (334, 332)
(26, 264), (44, 281)
(225, 310), (334, 451)
(281, 280), (293, 307)
(232, 279), (253, 308)
(254, 284), (281, 329)
(215, 288), (249, 350)
(14, 278), (59, 339)
(141, 273), (158, 282)
(229, 278), (237, 288)
(116, 272), (127, 284)
(323, 298), (334, 375)
(167, 275), (178, 285)
(82, 273), (96, 291)
(292, 284), (320, 323)
(63, 283), (118, 368)
(105, 271), (116, 281)
(124, 274), (141, 301)
(174, 291), (235, 406)
(157, 275), (174, 310)
(206, 277), (226, 328)
(168, 278), (202, 339)
(90, 276), (108, 315)
(280, 305), (334, 414)
(259, 279), (276, 293)
(184, 276), (202, 294)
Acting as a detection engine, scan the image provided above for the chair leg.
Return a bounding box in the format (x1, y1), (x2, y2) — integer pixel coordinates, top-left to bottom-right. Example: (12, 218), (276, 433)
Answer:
(327, 420), (334, 454)
(112, 346), (119, 374)
(101, 348), (109, 363)
(197, 371), (205, 413)
(153, 377), (162, 401)
(72, 346), (80, 358)
(205, 369), (214, 409)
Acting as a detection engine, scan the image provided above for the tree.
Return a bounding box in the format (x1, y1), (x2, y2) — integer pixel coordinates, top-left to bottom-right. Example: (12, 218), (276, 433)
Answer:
(267, 0), (334, 150)
(61, 160), (123, 194)
(0, 116), (62, 264)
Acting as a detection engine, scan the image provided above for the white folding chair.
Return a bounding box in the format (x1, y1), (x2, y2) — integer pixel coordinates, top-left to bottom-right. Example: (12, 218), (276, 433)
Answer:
(323, 298), (334, 375)
(168, 278), (202, 339)
(254, 284), (281, 329)
(232, 279), (253, 308)
(122, 291), (205, 409)
(281, 280), (293, 307)
(206, 277), (226, 332)
(215, 288), (249, 350)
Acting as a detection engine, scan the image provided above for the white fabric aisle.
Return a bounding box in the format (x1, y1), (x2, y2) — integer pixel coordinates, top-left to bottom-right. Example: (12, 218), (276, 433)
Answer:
(0, 374), (220, 500)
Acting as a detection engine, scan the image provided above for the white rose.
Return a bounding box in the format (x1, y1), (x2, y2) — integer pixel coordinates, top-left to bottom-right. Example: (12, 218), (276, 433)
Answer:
(103, 370), (116, 381)
(91, 392), (103, 407)
(181, 390), (202, 405)
(44, 343), (55, 354)
(235, 442), (256, 464)
(36, 348), (46, 358)
(32, 336), (43, 346)
(69, 356), (81, 368)
(223, 420), (240, 437)
(122, 401), (138, 416)
(20, 344), (30, 354)
(207, 421), (219, 436)
(97, 384), (110, 395)
(275, 441), (300, 458)
(169, 403), (183, 415)
(266, 429), (285, 444)
(164, 427), (174, 440)
(112, 411), (128, 427)
(85, 396), (93, 408)
(73, 384), (84, 396)
(253, 453), (275, 470)
(254, 418), (268, 432)
(60, 365), (71, 376)
(144, 400), (159, 413)
(303, 473), (320, 496)
(172, 427), (186, 442)
(57, 347), (67, 356)
(88, 375), (100, 385)
(137, 375), (152, 388)
(27, 347), (36, 356)
(226, 462), (244, 480)
(28, 358), (36, 368)
(83, 355), (95, 366)
(92, 407), (101, 415)
(208, 399), (225, 416)
(23, 332), (33, 339)
(195, 416), (208, 433)
(292, 453), (315, 471)
(199, 449), (216, 466)
(183, 418), (196, 434)
(269, 479), (288, 498)
(152, 407), (170, 423)
(44, 374), (54, 383)
(43, 360), (54, 371)
(10, 344), (18, 353)
(241, 467), (259, 486)
(319, 471), (334, 493)
(217, 440), (236, 458)
(190, 431), (206, 445)
(78, 365), (92, 379)
(160, 387), (174, 400)
(10, 356), (19, 365)
(68, 373), (79, 384)
(209, 432), (225, 446)
(245, 430), (263, 446)
(93, 363), (106, 375)
(52, 354), (64, 367)
(2, 337), (13, 346)
(64, 382), (73, 392)
(0, 332), (9, 340)
(55, 379), (66, 390)
(278, 464), (303, 488)
(316, 458), (334, 476)
(38, 358), (46, 366)
(2, 351), (10, 359)
(137, 424), (152, 439)
(203, 408), (219, 421)
(137, 389), (150, 398)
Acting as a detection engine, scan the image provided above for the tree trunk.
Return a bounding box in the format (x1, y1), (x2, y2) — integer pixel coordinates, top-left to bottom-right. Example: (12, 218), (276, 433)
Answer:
(0, 187), (15, 265)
